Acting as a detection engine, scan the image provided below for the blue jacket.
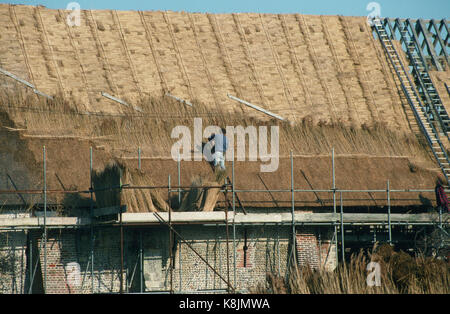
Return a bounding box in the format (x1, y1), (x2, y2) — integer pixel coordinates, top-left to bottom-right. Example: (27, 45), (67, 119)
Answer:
(208, 133), (228, 153)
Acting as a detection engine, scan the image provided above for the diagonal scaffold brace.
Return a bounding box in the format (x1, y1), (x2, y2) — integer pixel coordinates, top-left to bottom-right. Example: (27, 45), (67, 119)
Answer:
(152, 211), (235, 293)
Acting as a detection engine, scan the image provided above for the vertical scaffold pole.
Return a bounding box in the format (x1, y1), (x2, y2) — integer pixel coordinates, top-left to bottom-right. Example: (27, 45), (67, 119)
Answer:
(119, 207), (124, 294)
(178, 153), (181, 206)
(232, 158), (236, 290)
(340, 192), (345, 264)
(140, 230), (143, 293)
(224, 185), (230, 293)
(179, 240), (182, 292)
(318, 232), (322, 269)
(332, 148), (338, 267)
(168, 175), (173, 293)
(90, 146), (94, 294)
(29, 235), (32, 294)
(332, 148), (335, 192)
(138, 147), (141, 170)
(43, 146), (47, 294)
(277, 223), (281, 276)
(290, 151), (297, 266)
(387, 180), (392, 245)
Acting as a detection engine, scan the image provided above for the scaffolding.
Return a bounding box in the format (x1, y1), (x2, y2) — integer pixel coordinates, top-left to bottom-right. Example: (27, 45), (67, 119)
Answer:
(0, 146), (449, 294)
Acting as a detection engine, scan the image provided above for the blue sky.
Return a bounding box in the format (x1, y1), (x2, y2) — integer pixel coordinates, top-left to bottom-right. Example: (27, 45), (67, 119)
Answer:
(1, 0), (449, 19)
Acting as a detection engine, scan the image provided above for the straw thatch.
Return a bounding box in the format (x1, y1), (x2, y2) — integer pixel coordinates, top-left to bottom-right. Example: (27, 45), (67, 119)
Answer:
(0, 4), (439, 132)
(92, 161), (123, 209)
(121, 168), (170, 212)
(177, 175), (222, 212)
(0, 5), (447, 213)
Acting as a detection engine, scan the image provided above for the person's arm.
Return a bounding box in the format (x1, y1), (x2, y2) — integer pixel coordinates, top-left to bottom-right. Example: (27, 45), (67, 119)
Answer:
(208, 134), (215, 141)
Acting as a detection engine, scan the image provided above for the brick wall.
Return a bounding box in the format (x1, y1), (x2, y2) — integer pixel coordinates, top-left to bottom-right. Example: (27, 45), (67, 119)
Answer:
(296, 227), (336, 271)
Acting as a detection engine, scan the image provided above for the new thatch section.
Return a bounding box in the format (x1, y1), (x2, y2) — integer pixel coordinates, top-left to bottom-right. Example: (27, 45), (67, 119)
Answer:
(0, 5), (447, 215)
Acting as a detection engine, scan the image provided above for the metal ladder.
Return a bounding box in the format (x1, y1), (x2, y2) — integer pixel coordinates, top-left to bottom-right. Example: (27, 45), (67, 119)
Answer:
(373, 19), (450, 184)
(393, 21), (450, 138)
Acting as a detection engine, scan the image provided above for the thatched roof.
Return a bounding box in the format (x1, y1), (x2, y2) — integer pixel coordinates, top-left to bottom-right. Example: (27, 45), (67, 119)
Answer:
(0, 5), (446, 214)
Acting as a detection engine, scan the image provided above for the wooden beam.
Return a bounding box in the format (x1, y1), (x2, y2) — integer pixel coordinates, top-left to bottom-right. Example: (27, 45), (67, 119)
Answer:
(430, 19), (449, 64)
(417, 19), (444, 71)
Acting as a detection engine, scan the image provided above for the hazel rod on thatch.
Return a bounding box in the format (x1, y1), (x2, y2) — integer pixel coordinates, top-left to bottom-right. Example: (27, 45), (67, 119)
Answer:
(227, 93), (286, 121)
(101, 92), (143, 113)
(0, 67), (53, 99)
(165, 92), (193, 107)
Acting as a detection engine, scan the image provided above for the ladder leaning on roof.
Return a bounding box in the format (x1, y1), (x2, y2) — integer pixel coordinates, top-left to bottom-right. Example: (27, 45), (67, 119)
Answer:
(372, 19), (450, 184)
(387, 18), (450, 139)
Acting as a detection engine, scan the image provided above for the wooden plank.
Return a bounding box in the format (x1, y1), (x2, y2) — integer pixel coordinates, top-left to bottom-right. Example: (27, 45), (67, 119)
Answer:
(417, 19), (443, 71)
(0, 212), (446, 227)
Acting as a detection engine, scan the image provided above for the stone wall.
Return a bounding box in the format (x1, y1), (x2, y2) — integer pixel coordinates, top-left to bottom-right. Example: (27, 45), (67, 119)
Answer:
(0, 230), (27, 293)
(0, 223), (337, 293)
(36, 228), (123, 294)
(171, 225), (291, 292)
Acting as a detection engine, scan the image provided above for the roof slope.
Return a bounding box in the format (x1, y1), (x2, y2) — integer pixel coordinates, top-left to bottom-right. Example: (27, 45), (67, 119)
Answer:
(0, 4), (415, 130)
(0, 5), (445, 213)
